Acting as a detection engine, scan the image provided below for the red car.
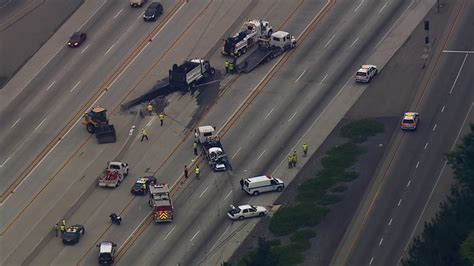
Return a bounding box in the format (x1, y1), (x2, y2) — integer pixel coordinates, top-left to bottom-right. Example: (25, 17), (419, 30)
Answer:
(68, 32), (87, 47)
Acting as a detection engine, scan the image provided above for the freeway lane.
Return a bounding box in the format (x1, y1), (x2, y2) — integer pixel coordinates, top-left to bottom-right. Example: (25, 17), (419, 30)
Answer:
(335, 0), (474, 265)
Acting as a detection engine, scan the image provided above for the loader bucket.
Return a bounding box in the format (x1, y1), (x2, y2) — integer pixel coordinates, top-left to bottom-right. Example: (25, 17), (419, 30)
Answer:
(96, 124), (117, 144)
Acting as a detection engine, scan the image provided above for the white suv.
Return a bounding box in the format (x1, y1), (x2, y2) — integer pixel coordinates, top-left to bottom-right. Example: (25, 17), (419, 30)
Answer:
(355, 64), (377, 83)
(227, 205), (268, 220)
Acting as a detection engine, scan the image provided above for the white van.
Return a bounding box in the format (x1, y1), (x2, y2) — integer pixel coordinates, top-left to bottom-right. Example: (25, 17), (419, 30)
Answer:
(242, 175), (284, 196)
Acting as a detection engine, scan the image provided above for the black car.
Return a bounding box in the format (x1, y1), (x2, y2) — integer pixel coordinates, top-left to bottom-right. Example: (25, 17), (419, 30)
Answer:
(130, 176), (157, 195)
(143, 2), (163, 21)
(62, 224), (85, 245)
(68, 32), (87, 47)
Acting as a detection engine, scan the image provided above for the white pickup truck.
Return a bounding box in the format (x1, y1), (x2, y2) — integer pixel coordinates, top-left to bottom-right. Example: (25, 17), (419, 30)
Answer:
(98, 161), (129, 188)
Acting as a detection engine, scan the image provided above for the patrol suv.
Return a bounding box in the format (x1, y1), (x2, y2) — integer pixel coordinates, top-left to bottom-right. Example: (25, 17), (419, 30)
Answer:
(355, 64), (378, 83)
(400, 112), (419, 130)
(227, 205), (268, 220)
(97, 241), (117, 265)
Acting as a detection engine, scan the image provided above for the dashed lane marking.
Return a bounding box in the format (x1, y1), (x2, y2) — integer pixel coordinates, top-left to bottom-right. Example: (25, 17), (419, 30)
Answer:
(324, 34), (335, 48)
(190, 230), (200, 242)
(198, 187), (208, 198)
(11, 118), (20, 128)
(114, 9), (123, 19)
(46, 81), (56, 91)
(164, 226), (176, 240)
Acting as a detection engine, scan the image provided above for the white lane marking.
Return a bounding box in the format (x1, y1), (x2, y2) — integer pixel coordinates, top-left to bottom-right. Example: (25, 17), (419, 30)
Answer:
(442, 50), (474, 53)
(264, 107), (275, 120)
(146, 116), (156, 127)
(369, 257), (374, 265)
(190, 230), (200, 242)
(354, 0), (364, 12)
(288, 111), (297, 122)
(46, 81), (56, 90)
(350, 37), (358, 48)
(199, 187), (209, 198)
(114, 9), (123, 19)
(379, 2), (387, 13)
(375, 0), (415, 49)
(424, 142), (429, 149)
(449, 53), (468, 95)
(105, 44), (116, 55)
(415, 161), (420, 168)
(406, 180), (411, 187)
(388, 218), (392, 226)
(70, 81), (81, 92)
(209, 224), (232, 252)
(324, 34), (336, 48)
(295, 69), (307, 83)
(378, 237), (383, 246)
(224, 190), (232, 201)
(149, 3), (186, 41)
(0, 156), (11, 167)
(319, 74), (328, 84)
(231, 147), (241, 159)
(432, 124), (437, 131)
(117, 212), (150, 253)
(11, 118), (20, 128)
(137, 13), (143, 20)
(79, 0), (107, 29)
(81, 44), (90, 54)
(164, 226), (176, 240)
(400, 102), (474, 262)
(257, 150), (266, 160)
(441, 105), (445, 112)
(34, 118), (46, 131)
(397, 199), (402, 206)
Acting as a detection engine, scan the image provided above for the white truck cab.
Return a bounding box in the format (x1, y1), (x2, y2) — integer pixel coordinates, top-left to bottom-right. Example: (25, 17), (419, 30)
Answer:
(194, 125), (216, 144)
(107, 161), (129, 176)
(243, 175), (284, 196)
(269, 31), (296, 48)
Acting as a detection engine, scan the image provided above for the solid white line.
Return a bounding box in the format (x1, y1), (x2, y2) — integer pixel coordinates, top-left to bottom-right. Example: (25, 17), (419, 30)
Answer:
(146, 116), (156, 127)
(288, 111), (297, 122)
(295, 69), (307, 83)
(406, 180), (411, 187)
(34, 118), (46, 131)
(257, 150), (266, 160)
(231, 147), (241, 159)
(319, 74), (328, 84)
(70, 81), (81, 92)
(369, 257), (374, 265)
(199, 187), (208, 198)
(79, 0), (107, 29)
(397, 199), (402, 206)
(424, 142), (429, 149)
(0, 156), (11, 167)
(209, 224), (232, 252)
(324, 35), (336, 48)
(415, 161), (420, 168)
(164, 226), (176, 240)
(150, 3), (186, 40)
(11, 118), (20, 128)
(190, 230), (200, 242)
(379, 237), (383, 246)
(46, 81), (56, 91)
(354, 0), (364, 12)
(432, 124), (437, 131)
(401, 104), (473, 262)
(350, 37), (358, 48)
(375, 0), (414, 49)
(81, 44), (89, 54)
(114, 9), (123, 19)
(449, 53), (468, 95)
(105, 44), (115, 55)
(388, 218), (392, 226)
(379, 2), (387, 13)
(224, 190), (232, 201)
(264, 107), (275, 120)
(442, 50), (474, 53)
(117, 212), (151, 253)
(441, 105), (445, 112)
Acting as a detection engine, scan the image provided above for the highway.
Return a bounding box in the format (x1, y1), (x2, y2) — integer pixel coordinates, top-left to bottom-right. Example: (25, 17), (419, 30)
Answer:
(333, 0), (474, 265)
(0, 0), (440, 265)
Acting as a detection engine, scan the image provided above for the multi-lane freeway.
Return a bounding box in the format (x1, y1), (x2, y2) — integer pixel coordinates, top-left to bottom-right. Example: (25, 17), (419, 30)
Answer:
(0, 0), (462, 265)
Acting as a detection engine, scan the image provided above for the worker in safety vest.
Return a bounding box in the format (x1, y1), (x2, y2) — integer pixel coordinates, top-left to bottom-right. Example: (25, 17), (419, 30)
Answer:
(146, 103), (153, 115)
(159, 112), (165, 126)
(302, 143), (308, 157)
(59, 223), (65, 237)
(292, 150), (298, 167)
(228, 62), (234, 74)
(288, 155), (293, 169)
(141, 129), (149, 141)
(193, 141), (198, 155)
(224, 60), (230, 74)
(195, 166), (200, 178)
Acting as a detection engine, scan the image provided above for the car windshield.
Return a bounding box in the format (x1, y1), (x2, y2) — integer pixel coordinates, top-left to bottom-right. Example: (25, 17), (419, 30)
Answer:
(356, 72), (366, 76)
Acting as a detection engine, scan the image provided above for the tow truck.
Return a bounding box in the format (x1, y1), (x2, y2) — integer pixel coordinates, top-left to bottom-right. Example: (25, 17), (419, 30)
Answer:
(237, 30), (296, 74)
(222, 19), (273, 57)
(194, 125), (228, 171)
(98, 161), (129, 188)
(149, 183), (173, 222)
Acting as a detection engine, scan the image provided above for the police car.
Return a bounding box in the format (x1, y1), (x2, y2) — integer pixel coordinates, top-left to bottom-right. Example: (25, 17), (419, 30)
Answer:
(97, 241), (117, 265)
(355, 64), (378, 83)
(400, 112), (419, 130)
(130, 176), (157, 195)
(62, 224), (85, 245)
(227, 204), (268, 220)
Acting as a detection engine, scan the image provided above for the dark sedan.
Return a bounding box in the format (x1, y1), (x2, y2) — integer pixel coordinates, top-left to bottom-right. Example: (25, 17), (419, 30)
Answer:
(130, 176), (157, 195)
(62, 224), (85, 245)
(68, 32), (87, 47)
(143, 2), (163, 21)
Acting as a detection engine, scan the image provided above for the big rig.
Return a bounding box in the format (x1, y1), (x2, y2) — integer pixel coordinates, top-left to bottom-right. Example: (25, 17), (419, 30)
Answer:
(169, 59), (215, 91)
(222, 19), (273, 57)
(194, 125), (228, 171)
(149, 183), (173, 222)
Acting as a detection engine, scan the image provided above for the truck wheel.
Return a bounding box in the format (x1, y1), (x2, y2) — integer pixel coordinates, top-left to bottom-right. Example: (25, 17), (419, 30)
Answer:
(238, 216), (244, 220)
(267, 29), (273, 37)
(209, 68), (215, 75)
(277, 186), (283, 192)
(259, 212), (265, 217)
(253, 191), (259, 196)
(242, 47), (247, 54)
(86, 123), (95, 134)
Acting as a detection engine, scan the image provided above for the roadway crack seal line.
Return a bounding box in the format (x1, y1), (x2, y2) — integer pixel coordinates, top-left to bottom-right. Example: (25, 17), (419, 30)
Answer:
(112, 1), (336, 263)
(334, 0), (469, 264)
(0, 0), (185, 235)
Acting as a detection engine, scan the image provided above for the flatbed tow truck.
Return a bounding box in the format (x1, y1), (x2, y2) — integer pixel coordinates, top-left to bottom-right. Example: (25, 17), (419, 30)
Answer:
(195, 125), (229, 171)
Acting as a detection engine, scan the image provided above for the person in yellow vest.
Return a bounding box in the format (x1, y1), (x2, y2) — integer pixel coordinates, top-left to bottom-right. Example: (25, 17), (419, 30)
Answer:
(141, 128), (149, 141)
(159, 112), (165, 126)
(228, 62), (234, 74)
(302, 143), (308, 157)
(292, 150), (298, 167)
(146, 102), (153, 115)
(224, 60), (230, 74)
(59, 223), (65, 237)
(195, 166), (200, 178)
(288, 155), (293, 169)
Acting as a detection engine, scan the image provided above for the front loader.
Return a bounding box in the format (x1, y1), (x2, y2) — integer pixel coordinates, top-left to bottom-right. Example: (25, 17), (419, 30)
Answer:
(82, 107), (117, 144)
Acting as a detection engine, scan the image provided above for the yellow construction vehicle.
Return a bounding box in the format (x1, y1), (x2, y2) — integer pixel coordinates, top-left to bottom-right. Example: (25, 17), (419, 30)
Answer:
(82, 107), (116, 144)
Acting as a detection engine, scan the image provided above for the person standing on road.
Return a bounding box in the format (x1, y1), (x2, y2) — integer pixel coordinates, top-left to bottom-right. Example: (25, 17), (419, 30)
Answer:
(240, 179), (244, 190)
(159, 112), (165, 126)
(292, 150), (298, 167)
(224, 60), (230, 74)
(228, 62), (234, 74)
(59, 223), (65, 237)
(141, 128), (149, 141)
(302, 143), (308, 157)
(288, 155), (293, 168)
(184, 165), (189, 178)
(54, 223), (59, 237)
(195, 166), (200, 179)
(193, 141), (198, 155)
(146, 102), (153, 115)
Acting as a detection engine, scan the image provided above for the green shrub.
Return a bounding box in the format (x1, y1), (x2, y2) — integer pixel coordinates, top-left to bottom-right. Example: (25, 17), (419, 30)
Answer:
(269, 204), (328, 236)
(340, 119), (384, 143)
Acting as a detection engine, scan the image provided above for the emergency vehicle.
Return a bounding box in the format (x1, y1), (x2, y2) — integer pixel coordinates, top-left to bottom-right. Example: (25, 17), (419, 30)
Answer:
(222, 19), (273, 57)
(149, 183), (173, 222)
(97, 241), (117, 265)
(400, 112), (419, 130)
(355, 64), (378, 83)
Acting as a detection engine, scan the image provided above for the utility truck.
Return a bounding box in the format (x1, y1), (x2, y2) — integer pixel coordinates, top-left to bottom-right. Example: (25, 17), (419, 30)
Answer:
(98, 162), (129, 188)
(237, 30), (296, 74)
(194, 125), (228, 172)
(169, 59), (215, 91)
(149, 183), (173, 222)
(222, 19), (273, 57)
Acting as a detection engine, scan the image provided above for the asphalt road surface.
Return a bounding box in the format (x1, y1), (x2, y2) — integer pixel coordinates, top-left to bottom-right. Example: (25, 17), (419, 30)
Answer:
(333, 0), (474, 265)
(0, 0), (439, 265)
